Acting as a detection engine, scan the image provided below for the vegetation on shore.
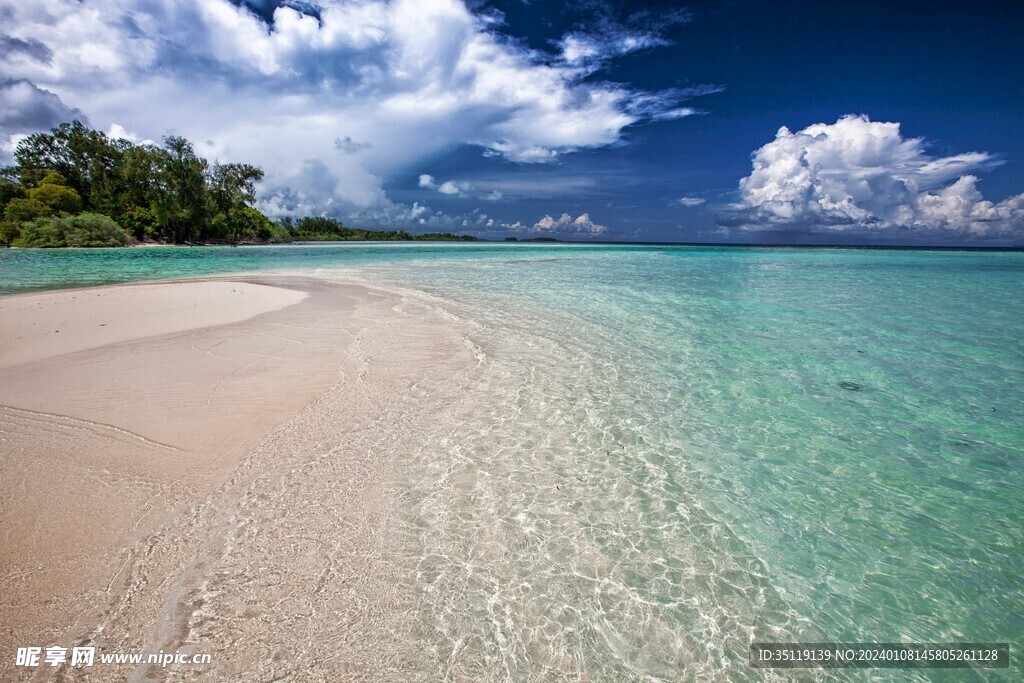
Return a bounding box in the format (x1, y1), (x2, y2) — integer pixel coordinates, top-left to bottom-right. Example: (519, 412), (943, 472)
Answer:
(0, 121), (477, 248)
(280, 216), (478, 242)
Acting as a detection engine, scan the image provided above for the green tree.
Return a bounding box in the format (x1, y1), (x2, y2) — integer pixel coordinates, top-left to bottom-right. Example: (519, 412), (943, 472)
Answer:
(114, 144), (164, 222)
(14, 121), (121, 208)
(209, 162), (265, 241)
(4, 197), (50, 223)
(209, 163), (263, 210)
(26, 173), (84, 214)
(0, 221), (20, 247)
(6, 122), (276, 247)
(120, 205), (159, 240)
(152, 136), (208, 243)
(0, 179), (25, 217)
(211, 206), (277, 243)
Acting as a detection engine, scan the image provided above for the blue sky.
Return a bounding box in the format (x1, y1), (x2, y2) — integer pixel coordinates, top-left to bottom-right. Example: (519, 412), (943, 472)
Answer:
(1, 0), (1022, 244)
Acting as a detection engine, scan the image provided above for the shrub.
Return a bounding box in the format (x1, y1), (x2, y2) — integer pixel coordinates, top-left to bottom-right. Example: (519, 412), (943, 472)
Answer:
(17, 216), (65, 247)
(66, 212), (133, 246)
(17, 213), (132, 248)
(265, 222), (294, 243)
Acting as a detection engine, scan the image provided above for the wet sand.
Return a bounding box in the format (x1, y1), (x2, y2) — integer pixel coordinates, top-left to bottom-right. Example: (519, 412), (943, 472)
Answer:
(0, 275), (473, 681)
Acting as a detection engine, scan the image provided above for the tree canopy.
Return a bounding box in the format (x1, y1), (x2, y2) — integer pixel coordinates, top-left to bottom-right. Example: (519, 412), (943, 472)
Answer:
(1, 121), (282, 246)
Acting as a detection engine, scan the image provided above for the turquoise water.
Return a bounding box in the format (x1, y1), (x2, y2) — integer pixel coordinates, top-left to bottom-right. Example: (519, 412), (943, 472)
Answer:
(2, 244), (1022, 680)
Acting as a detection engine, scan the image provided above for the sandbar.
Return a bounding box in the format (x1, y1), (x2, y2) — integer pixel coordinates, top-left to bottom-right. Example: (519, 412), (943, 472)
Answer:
(0, 275), (472, 681)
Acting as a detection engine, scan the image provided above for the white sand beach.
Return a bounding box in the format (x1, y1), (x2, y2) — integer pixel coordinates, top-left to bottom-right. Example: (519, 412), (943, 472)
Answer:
(0, 276), (472, 681)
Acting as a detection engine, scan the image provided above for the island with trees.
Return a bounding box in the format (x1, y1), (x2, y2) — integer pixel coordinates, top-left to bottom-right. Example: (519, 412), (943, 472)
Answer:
(0, 122), (478, 248)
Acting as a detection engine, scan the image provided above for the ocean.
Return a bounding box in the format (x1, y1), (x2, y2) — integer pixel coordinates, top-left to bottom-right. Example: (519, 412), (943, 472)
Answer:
(2, 243), (1021, 680)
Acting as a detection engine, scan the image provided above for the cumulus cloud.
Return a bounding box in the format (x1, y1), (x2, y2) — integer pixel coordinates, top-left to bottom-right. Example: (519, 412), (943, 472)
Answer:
(107, 123), (155, 145)
(531, 212), (608, 235)
(720, 114), (1024, 237)
(420, 173), (490, 198)
(259, 157), (390, 217)
(438, 180), (472, 195)
(675, 196), (705, 207)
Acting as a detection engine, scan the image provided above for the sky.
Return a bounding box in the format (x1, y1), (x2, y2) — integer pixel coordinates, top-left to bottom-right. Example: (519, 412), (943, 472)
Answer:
(1, 0), (1022, 245)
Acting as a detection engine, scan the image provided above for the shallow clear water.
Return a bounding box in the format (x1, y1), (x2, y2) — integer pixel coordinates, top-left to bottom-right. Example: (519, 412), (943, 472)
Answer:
(3, 244), (1022, 680)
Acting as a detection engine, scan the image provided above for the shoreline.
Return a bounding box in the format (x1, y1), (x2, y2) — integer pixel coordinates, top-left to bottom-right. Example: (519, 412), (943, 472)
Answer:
(0, 274), (475, 680)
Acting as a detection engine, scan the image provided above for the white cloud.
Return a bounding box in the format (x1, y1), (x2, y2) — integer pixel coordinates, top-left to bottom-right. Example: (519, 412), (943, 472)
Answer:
(675, 196), (705, 207)
(0, 0), (709, 221)
(438, 179), (473, 195)
(107, 123), (155, 146)
(261, 182), (495, 233)
(420, 173), (492, 199)
(557, 7), (691, 71)
(559, 31), (666, 67)
(720, 114), (1024, 237)
(531, 212), (608, 235)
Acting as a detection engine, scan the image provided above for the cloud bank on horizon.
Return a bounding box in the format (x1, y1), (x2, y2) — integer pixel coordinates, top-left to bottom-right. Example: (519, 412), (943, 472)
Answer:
(720, 115), (1024, 238)
(0, 0), (703, 235)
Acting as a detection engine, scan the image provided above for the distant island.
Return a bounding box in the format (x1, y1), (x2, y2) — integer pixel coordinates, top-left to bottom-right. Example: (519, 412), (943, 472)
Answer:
(0, 122), (478, 248)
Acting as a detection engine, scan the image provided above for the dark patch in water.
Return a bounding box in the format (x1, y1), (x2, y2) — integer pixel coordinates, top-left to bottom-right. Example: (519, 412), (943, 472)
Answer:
(838, 381), (863, 392)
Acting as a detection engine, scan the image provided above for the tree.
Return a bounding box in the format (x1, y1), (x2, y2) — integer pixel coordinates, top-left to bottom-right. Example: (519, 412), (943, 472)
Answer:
(26, 173), (84, 214)
(4, 197), (50, 223)
(152, 136), (208, 243)
(5, 122), (284, 246)
(0, 179), (24, 217)
(120, 205), (159, 241)
(209, 163), (263, 210)
(211, 206), (277, 243)
(209, 162), (265, 242)
(13, 121), (121, 208)
(0, 221), (20, 247)
(115, 144), (162, 214)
